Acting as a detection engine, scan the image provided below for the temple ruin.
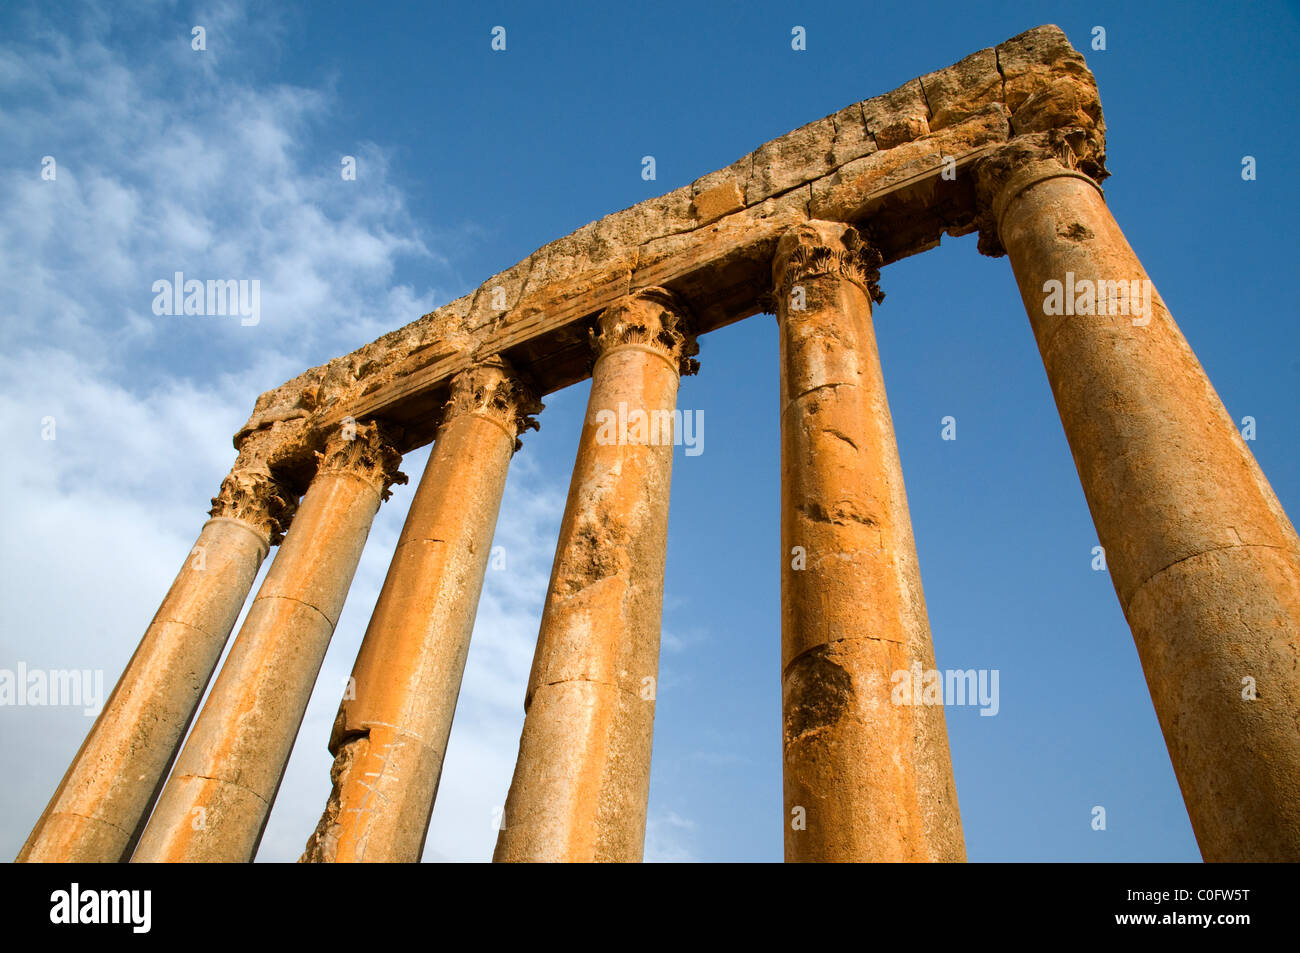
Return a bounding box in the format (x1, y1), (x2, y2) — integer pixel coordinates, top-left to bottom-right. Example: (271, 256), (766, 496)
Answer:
(19, 25), (1300, 863)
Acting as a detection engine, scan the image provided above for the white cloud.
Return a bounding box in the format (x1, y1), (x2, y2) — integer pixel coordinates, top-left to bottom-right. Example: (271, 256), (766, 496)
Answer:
(0, 1), (701, 864)
(0, 1), (595, 864)
(0, 9), (439, 386)
(645, 810), (698, 863)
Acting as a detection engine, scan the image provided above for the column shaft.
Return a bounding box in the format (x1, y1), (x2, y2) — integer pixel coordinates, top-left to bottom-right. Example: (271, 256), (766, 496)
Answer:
(775, 221), (965, 862)
(131, 422), (404, 862)
(17, 458), (292, 863)
(983, 148), (1300, 860)
(301, 360), (538, 863)
(494, 288), (696, 862)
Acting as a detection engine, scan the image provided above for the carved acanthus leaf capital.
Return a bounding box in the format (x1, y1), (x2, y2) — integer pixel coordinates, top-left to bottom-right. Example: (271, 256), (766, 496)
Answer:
(209, 464), (298, 546)
(772, 223), (885, 306)
(973, 129), (1109, 257)
(315, 420), (408, 502)
(442, 357), (544, 452)
(590, 287), (700, 376)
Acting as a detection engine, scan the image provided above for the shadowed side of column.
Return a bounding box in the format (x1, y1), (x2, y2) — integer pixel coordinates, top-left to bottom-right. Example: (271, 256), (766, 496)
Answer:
(18, 437), (295, 863)
(978, 135), (1300, 861)
(494, 288), (697, 863)
(301, 358), (541, 863)
(775, 220), (965, 863)
(131, 422), (405, 863)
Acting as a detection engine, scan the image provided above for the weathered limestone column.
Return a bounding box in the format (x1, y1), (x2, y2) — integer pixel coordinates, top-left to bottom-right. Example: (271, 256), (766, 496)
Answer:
(301, 358), (541, 863)
(977, 136), (1300, 861)
(18, 439), (295, 863)
(494, 287), (697, 863)
(774, 221), (964, 863)
(131, 421), (405, 863)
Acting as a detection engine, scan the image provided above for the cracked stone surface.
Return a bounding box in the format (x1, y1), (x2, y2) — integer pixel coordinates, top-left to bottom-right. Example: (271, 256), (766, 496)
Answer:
(300, 361), (534, 863)
(991, 165), (1300, 860)
(225, 25), (1105, 485)
(130, 423), (403, 863)
(18, 513), (273, 863)
(493, 290), (693, 862)
(774, 221), (964, 862)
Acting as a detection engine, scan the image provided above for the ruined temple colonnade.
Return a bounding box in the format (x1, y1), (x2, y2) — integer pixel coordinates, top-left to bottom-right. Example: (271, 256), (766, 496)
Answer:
(19, 25), (1300, 863)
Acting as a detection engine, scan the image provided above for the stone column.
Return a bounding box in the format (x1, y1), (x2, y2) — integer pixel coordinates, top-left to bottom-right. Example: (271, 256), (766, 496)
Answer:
(774, 221), (965, 863)
(976, 135), (1300, 862)
(301, 359), (541, 863)
(17, 442), (295, 863)
(493, 287), (697, 863)
(131, 421), (405, 863)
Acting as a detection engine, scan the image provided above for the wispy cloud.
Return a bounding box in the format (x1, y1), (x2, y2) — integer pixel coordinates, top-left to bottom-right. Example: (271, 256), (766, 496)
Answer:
(0, 0), (566, 863)
(0, 1), (440, 391)
(645, 810), (698, 863)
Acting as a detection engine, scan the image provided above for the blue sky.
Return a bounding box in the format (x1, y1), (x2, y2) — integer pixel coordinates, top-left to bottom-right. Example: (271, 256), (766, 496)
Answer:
(1, 0), (1297, 862)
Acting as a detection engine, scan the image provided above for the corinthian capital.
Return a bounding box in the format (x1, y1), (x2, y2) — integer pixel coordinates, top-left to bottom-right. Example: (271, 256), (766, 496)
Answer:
(441, 356), (543, 452)
(590, 287), (700, 376)
(771, 222), (885, 307)
(315, 420), (408, 502)
(972, 130), (1109, 257)
(209, 463), (298, 546)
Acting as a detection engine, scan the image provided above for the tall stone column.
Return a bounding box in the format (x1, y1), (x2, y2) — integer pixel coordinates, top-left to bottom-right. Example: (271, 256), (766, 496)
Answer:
(17, 440), (295, 863)
(774, 221), (964, 863)
(494, 287), (697, 863)
(301, 358), (541, 863)
(131, 421), (405, 863)
(977, 135), (1300, 861)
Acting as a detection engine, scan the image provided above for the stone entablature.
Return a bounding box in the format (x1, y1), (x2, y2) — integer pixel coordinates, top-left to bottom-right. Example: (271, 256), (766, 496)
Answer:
(234, 25), (1105, 484)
